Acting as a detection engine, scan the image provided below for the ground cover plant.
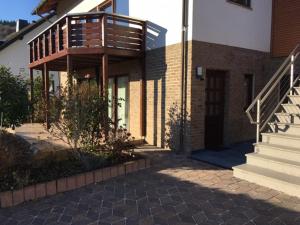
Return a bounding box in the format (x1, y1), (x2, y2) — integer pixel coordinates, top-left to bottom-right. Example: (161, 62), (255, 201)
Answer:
(0, 130), (137, 192)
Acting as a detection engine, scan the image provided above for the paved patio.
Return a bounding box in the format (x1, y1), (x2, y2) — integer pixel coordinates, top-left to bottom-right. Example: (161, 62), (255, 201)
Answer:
(0, 150), (299, 225)
(13, 123), (70, 152)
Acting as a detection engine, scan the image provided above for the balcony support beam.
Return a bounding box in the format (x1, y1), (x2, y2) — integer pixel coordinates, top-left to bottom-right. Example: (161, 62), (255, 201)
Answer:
(102, 54), (108, 98)
(67, 54), (73, 95)
(30, 68), (34, 123)
(140, 22), (147, 137)
(44, 63), (50, 130)
(140, 56), (146, 137)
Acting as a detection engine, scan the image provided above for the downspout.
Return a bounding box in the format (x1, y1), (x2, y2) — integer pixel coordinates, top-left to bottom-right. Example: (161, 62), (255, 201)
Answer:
(180, 0), (189, 152)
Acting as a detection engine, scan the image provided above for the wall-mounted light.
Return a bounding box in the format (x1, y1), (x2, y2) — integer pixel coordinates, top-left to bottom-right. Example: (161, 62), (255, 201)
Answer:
(195, 66), (205, 80)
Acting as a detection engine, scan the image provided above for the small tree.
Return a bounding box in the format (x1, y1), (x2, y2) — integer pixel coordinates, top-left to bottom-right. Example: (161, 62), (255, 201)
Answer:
(0, 66), (29, 129)
(50, 78), (135, 156)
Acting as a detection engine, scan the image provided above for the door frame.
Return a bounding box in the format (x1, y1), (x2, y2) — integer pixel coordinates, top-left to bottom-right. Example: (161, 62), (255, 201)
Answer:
(108, 74), (130, 129)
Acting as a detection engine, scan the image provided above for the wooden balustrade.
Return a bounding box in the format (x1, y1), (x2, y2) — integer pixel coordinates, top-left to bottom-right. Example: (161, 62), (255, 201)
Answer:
(29, 12), (146, 64)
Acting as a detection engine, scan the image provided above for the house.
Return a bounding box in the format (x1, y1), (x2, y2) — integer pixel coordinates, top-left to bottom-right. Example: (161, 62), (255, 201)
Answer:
(28, 0), (300, 196)
(0, 16), (61, 94)
(28, 0), (273, 149)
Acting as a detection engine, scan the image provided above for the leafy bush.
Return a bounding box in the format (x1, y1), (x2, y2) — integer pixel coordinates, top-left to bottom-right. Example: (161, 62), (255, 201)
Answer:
(0, 130), (33, 170)
(32, 75), (59, 123)
(0, 66), (29, 128)
(50, 79), (135, 157)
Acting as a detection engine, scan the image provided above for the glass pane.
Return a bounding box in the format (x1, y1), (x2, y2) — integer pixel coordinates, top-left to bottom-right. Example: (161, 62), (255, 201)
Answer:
(108, 78), (114, 120)
(117, 76), (129, 128)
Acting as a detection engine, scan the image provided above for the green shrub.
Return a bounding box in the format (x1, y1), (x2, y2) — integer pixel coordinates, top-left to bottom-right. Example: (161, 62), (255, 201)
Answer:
(0, 130), (33, 171)
(0, 66), (29, 128)
(50, 79), (135, 157)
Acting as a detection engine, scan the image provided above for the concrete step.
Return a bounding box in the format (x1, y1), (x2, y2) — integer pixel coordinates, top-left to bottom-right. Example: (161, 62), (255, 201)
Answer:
(255, 142), (300, 161)
(294, 87), (300, 95)
(288, 95), (300, 104)
(275, 113), (300, 124)
(233, 164), (300, 198)
(281, 104), (300, 114)
(262, 133), (300, 148)
(246, 153), (300, 177)
(268, 122), (300, 135)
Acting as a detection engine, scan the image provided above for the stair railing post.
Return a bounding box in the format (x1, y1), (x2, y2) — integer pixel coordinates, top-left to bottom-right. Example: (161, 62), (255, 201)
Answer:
(290, 54), (295, 94)
(256, 99), (261, 143)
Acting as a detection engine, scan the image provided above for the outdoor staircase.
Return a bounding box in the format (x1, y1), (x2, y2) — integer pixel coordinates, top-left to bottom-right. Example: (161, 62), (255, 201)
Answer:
(233, 45), (300, 198)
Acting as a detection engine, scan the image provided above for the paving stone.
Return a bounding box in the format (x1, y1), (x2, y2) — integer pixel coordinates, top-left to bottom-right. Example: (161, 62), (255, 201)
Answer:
(0, 151), (299, 225)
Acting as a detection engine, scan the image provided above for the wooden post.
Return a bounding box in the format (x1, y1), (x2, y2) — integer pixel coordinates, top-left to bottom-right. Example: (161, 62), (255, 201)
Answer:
(49, 29), (53, 54)
(140, 22), (147, 137)
(32, 41), (36, 61)
(30, 68), (34, 123)
(43, 33), (46, 57)
(102, 54), (108, 98)
(102, 54), (109, 138)
(41, 69), (45, 99)
(37, 38), (41, 59)
(95, 66), (102, 97)
(30, 43), (33, 63)
(44, 63), (50, 130)
(140, 57), (146, 137)
(57, 23), (60, 52)
(67, 54), (73, 95)
(66, 16), (71, 49)
(101, 15), (107, 49)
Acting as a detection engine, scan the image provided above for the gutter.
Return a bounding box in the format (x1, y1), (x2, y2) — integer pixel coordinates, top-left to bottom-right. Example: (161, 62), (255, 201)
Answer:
(179, 0), (189, 152)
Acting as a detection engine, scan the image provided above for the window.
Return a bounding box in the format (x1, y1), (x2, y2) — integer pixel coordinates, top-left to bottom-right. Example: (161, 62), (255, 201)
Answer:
(228, 0), (251, 8)
(108, 76), (129, 128)
(244, 74), (254, 109)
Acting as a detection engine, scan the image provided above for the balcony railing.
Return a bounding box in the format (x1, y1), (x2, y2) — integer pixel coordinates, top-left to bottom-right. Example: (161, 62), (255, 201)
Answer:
(28, 12), (146, 64)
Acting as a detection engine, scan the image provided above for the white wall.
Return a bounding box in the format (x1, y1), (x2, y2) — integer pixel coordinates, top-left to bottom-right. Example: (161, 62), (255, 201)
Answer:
(58, 0), (193, 50)
(129, 0), (189, 49)
(0, 17), (60, 90)
(192, 0), (272, 52)
(69, 0), (105, 13)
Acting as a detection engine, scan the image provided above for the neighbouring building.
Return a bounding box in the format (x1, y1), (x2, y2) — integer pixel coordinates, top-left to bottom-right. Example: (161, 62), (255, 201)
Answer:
(0, 16), (60, 93)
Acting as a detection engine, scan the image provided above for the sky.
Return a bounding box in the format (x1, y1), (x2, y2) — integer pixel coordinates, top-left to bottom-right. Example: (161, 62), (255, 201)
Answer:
(0, 0), (41, 22)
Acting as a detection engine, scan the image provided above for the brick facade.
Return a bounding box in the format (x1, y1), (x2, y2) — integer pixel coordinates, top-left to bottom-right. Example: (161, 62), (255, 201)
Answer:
(190, 41), (270, 150)
(144, 40), (271, 152)
(58, 41), (272, 153)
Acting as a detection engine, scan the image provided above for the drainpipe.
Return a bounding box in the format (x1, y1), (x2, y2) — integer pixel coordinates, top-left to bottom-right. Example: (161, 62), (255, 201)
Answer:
(179, 0), (189, 153)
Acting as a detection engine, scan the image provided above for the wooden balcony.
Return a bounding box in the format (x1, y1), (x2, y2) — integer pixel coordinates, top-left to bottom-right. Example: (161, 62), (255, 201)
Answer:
(28, 12), (146, 70)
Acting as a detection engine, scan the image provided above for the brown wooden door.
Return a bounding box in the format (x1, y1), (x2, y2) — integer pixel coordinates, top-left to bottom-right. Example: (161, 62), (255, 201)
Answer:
(205, 70), (226, 149)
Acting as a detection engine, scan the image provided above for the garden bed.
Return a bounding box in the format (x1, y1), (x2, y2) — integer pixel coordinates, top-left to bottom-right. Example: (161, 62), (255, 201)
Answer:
(0, 131), (150, 208)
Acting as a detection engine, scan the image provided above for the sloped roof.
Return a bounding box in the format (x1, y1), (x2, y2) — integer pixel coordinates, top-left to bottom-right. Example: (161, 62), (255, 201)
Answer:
(32, 0), (59, 15)
(0, 14), (54, 51)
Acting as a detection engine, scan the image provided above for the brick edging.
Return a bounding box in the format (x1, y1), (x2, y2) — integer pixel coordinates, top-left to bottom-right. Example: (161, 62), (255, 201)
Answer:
(0, 158), (150, 208)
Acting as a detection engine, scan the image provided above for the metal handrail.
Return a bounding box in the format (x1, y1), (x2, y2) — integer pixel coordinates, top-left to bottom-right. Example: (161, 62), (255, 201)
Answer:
(245, 44), (300, 142)
(260, 74), (300, 132)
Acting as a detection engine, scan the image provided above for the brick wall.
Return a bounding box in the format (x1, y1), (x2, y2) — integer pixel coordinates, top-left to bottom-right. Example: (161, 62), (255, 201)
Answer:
(57, 40), (272, 152)
(190, 41), (270, 149)
(109, 59), (143, 140)
(144, 42), (194, 152)
(58, 59), (144, 141)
